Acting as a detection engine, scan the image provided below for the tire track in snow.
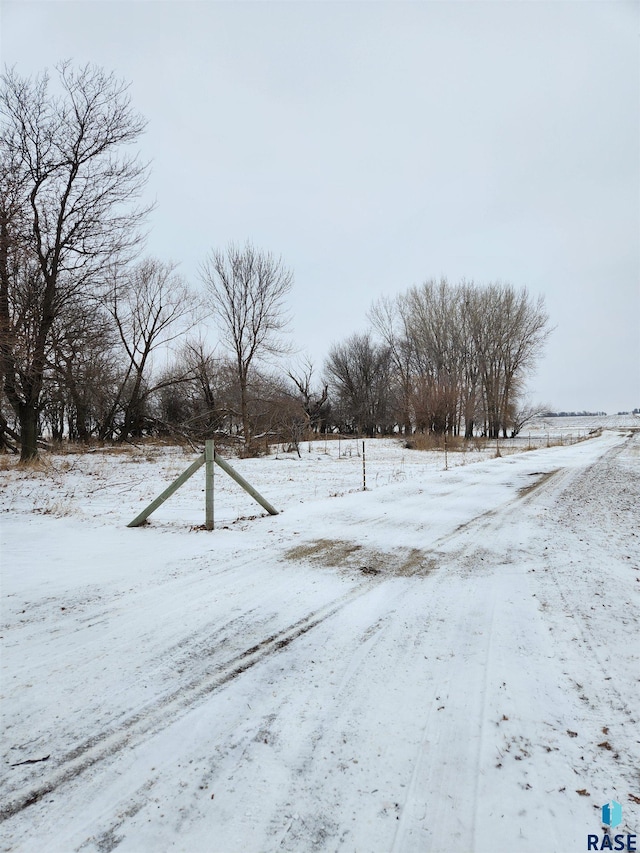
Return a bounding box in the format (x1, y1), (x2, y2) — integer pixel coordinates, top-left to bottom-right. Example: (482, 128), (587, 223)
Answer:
(529, 432), (640, 794)
(390, 431), (638, 852)
(389, 579), (499, 852)
(0, 581), (376, 823)
(430, 465), (567, 553)
(1, 555), (304, 783)
(385, 445), (607, 851)
(470, 590), (497, 849)
(541, 434), (638, 720)
(262, 580), (425, 853)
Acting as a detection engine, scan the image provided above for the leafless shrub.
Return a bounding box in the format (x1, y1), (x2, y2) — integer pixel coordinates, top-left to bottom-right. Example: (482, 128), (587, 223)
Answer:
(404, 433), (468, 452)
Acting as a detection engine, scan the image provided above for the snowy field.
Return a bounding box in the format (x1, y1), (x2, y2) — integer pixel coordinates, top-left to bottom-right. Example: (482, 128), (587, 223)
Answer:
(1, 422), (639, 852)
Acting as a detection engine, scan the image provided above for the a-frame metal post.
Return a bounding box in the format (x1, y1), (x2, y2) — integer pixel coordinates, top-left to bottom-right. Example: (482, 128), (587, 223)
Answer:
(127, 442), (279, 529)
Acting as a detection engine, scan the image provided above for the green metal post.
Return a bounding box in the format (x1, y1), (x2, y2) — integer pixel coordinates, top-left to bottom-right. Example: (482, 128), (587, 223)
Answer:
(205, 440), (214, 530)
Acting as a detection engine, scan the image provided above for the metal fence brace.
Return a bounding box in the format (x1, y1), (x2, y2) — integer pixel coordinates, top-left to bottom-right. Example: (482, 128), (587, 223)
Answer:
(127, 440), (278, 528)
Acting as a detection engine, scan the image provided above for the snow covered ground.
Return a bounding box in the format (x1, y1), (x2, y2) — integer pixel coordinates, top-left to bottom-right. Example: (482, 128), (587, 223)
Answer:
(526, 413), (640, 441)
(1, 426), (639, 852)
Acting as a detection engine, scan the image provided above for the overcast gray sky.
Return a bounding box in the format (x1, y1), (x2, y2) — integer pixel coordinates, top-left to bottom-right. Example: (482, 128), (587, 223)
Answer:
(2, 0), (638, 413)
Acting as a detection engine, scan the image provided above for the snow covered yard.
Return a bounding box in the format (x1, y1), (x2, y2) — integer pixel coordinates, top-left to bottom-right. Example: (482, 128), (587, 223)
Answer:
(1, 429), (639, 852)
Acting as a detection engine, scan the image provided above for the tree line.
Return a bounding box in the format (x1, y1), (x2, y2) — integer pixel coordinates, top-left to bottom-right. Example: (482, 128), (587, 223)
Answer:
(328, 279), (549, 440)
(1, 63), (550, 461)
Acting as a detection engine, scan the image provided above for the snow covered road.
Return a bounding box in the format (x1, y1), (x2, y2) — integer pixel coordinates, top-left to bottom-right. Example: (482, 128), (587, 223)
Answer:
(1, 431), (639, 852)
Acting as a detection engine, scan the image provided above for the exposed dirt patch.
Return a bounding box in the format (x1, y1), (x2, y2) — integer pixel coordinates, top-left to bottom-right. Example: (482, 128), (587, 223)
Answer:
(518, 469), (560, 498)
(286, 539), (363, 564)
(285, 538), (435, 577)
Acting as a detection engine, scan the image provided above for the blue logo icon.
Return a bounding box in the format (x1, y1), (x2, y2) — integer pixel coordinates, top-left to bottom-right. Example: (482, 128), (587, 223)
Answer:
(601, 801), (622, 829)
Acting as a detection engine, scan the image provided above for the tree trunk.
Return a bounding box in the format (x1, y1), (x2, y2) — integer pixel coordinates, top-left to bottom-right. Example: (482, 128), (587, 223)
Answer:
(239, 371), (251, 446)
(75, 402), (90, 442)
(19, 404), (39, 461)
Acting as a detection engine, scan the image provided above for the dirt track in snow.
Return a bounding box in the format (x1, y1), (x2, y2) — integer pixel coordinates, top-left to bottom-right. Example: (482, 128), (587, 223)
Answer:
(1, 430), (639, 852)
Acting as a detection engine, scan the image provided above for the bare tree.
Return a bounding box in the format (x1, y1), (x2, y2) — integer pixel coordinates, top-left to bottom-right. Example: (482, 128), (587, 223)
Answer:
(456, 283), (481, 438)
(199, 242), (293, 447)
(369, 294), (414, 434)
(325, 332), (392, 436)
(102, 258), (199, 441)
(405, 279), (463, 435)
(508, 398), (549, 438)
(0, 62), (149, 459)
(287, 357), (328, 434)
(46, 294), (116, 441)
(468, 282), (550, 437)
(269, 394), (308, 457)
(154, 340), (237, 441)
(496, 286), (550, 437)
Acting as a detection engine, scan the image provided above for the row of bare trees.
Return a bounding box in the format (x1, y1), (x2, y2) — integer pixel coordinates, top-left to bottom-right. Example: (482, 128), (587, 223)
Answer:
(1, 62), (550, 460)
(0, 63), (297, 459)
(326, 280), (550, 438)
